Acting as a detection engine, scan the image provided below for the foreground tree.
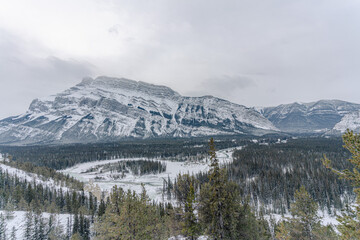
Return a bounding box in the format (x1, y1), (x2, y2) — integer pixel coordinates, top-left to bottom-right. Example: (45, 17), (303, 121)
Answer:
(276, 186), (337, 240)
(199, 138), (270, 239)
(199, 138), (234, 239)
(323, 129), (360, 239)
(289, 186), (320, 239)
(95, 185), (175, 239)
(182, 182), (200, 239)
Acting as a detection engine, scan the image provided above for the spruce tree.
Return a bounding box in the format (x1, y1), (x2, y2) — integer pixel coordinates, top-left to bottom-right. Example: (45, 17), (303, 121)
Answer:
(182, 182), (200, 239)
(198, 138), (271, 239)
(199, 138), (238, 239)
(0, 214), (6, 240)
(276, 186), (337, 240)
(73, 213), (79, 235)
(24, 211), (33, 240)
(275, 221), (291, 240)
(207, 137), (225, 238)
(97, 199), (106, 217)
(289, 186), (320, 240)
(38, 214), (46, 240)
(323, 129), (360, 239)
(10, 226), (16, 240)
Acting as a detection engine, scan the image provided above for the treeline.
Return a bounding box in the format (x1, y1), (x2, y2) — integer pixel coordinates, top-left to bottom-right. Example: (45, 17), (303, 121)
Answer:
(95, 186), (180, 239)
(0, 210), (91, 240)
(95, 139), (272, 239)
(227, 137), (354, 215)
(86, 160), (166, 178)
(2, 160), (84, 190)
(0, 169), (96, 216)
(22, 211), (90, 240)
(0, 137), (247, 170)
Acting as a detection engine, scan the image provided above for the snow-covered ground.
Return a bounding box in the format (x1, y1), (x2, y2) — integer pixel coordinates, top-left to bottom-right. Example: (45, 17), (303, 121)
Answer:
(0, 210), (72, 239)
(265, 210), (339, 228)
(61, 147), (240, 202)
(61, 145), (341, 229)
(0, 163), (71, 192)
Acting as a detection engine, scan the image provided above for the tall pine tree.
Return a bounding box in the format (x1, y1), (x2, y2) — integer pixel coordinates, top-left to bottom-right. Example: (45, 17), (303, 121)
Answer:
(323, 129), (360, 239)
(182, 182), (200, 239)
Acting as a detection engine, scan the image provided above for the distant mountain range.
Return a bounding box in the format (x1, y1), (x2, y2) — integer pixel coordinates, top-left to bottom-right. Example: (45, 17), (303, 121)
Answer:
(259, 100), (360, 133)
(0, 76), (275, 144)
(0, 76), (359, 145)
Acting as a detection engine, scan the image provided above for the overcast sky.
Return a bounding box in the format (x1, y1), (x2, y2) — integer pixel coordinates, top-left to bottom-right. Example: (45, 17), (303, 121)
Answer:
(1, 0), (360, 119)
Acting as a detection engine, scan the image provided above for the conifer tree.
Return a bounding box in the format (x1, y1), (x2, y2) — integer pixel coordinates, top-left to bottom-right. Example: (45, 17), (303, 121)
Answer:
(289, 186), (320, 240)
(323, 129), (360, 239)
(5, 199), (15, 220)
(275, 186), (337, 240)
(10, 226), (16, 240)
(38, 213), (46, 240)
(24, 211), (33, 240)
(73, 213), (79, 235)
(66, 216), (72, 240)
(199, 138), (240, 239)
(97, 199), (106, 217)
(33, 212), (40, 240)
(207, 137), (226, 238)
(0, 214), (6, 240)
(275, 221), (291, 240)
(182, 182), (200, 239)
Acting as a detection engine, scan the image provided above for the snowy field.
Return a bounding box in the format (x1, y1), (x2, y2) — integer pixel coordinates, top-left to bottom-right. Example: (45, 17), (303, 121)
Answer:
(61, 147), (240, 202)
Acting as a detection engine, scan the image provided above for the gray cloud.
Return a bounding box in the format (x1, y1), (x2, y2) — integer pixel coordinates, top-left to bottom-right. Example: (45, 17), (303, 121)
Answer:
(1, 0), (360, 118)
(0, 29), (94, 118)
(185, 75), (257, 101)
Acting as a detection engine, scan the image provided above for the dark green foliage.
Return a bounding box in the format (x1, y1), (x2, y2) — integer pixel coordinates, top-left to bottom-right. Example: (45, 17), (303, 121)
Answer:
(3, 160), (84, 190)
(84, 159), (166, 177)
(0, 168), (93, 215)
(182, 183), (200, 239)
(173, 174), (199, 206)
(95, 186), (180, 239)
(197, 138), (270, 239)
(228, 137), (354, 214)
(73, 213), (90, 240)
(275, 186), (338, 240)
(323, 130), (360, 239)
(0, 137), (247, 169)
(289, 186), (321, 239)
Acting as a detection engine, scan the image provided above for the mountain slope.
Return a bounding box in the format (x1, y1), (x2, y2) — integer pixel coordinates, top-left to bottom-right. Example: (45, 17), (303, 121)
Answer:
(333, 110), (360, 133)
(0, 76), (276, 144)
(260, 100), (360, 133)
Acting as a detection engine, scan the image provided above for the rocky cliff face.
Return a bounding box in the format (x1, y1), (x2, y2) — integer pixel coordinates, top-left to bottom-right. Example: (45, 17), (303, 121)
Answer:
(0, 76), (276, 144)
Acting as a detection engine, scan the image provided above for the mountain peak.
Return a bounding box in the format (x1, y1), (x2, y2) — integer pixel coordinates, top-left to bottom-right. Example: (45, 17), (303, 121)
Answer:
(0, 76), (276, 144)
(77, 76), (181, 99)
(261, 99), (360, 133)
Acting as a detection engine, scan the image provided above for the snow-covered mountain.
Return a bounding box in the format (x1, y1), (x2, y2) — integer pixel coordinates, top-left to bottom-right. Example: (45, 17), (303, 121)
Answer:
(0, 76), (276, 144)
(259, 100), (360, 133)
(333, 110), (360, 133)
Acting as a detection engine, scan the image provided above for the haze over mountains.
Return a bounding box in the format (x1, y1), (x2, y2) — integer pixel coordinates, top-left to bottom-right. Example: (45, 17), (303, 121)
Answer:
(0, 76), (359, 145)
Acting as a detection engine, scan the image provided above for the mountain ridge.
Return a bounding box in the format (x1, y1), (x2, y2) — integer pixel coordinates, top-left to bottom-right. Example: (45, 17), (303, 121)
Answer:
(259, 99), (360, 133)
(0, 76), (276, 145)
(1, 76), (360, 145)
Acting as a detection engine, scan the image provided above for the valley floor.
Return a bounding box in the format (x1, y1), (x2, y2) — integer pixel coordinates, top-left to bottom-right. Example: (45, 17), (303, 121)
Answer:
(61, 147), (238, 202)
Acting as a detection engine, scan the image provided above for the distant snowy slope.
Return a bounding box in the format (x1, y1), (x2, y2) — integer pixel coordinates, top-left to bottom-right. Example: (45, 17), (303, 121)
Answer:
(0, 76), (277, 144)
(333, 110), (360, 132)
(259, 100), (360, 133)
